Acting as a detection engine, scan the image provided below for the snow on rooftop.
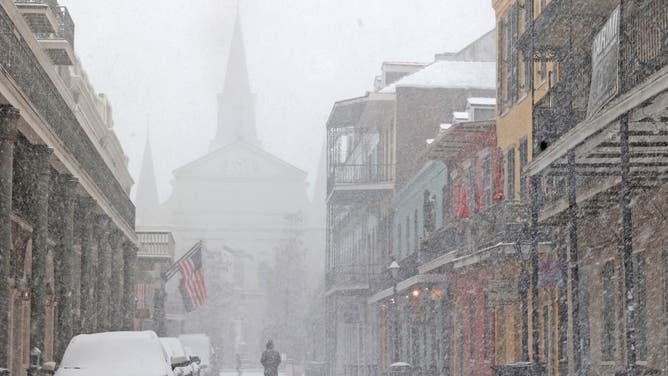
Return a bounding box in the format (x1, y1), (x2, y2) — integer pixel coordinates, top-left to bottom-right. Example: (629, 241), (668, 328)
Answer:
(440, 123), (453, 131)
(467, 97), (496, 106)
(381, 61), (496, 93)
(453, 111), (469, 119)
(426, 139), (435, 145)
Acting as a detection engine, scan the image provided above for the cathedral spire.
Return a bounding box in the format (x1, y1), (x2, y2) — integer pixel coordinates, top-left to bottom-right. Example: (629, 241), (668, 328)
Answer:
(210, 5), (260, 151)
(136, 133), (161, 227)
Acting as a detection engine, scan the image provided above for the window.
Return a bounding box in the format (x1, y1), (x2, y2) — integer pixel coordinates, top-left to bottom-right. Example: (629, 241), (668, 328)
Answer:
(505, 3), (519, 106)
(506, 148), (515, 200)
(466, 165), (475, 213)
(633, 251), (647, 361)
(423, 191), (435, 235)
(442, 184), (451, 224)
(602, 260), (616, 361)
(483, 295), (491, 360)
(406, 216), (410, 255)
(414, 209), (419, 251)
(497, 20), (505, 114)
(483, 157), (492, 208)
(539, 61), (547, 83)
(519, 138), (528, 199)
(469, 296), (476, 359)
(542, 309), (548, 362)
(397, 224), (402, 257)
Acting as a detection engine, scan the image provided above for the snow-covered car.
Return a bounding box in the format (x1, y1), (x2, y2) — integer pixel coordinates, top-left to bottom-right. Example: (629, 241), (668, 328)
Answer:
(178, 334), (213, 375)
(183, 346), (202, 376)
(159, 337), (194, 376)
(55, 331), (175, 376)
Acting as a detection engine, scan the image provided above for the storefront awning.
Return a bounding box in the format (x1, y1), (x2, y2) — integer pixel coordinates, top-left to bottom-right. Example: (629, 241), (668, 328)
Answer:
(367, 274), (447, 304)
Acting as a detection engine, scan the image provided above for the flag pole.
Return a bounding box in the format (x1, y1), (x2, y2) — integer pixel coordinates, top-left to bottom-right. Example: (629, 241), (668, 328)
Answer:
(162, 240), (204, 282)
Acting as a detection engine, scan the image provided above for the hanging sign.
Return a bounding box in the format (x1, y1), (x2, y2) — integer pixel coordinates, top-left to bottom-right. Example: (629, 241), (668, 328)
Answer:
(587, 5), (621, 118)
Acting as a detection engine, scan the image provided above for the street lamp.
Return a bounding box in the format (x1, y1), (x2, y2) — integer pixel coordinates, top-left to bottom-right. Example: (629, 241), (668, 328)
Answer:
(388, 260), (400, 363)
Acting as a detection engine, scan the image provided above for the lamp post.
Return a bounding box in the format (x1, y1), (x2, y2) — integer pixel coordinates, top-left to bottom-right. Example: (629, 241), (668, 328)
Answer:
(388, 260), (400, 363)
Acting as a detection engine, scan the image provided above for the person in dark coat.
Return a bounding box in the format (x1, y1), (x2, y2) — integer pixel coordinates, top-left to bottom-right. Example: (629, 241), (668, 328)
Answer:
(261, 340), (281, 376)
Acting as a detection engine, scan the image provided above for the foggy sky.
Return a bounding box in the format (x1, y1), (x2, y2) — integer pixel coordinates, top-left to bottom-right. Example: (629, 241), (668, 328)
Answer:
(57, 0), (495, 202)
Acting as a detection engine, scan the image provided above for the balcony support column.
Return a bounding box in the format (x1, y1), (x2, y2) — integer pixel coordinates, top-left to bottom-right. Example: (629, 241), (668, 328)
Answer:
(122, 242), (137, 330)
(109, 231), (124, 331)
(567, 152), (582, 375)
(53, 175), (77, 360)
(619, 113), (636, 368)
(0, 105), (19, 367)
(29, 145), (53, 353)
(95, 216), (111, 332)
(78, 197), (96, 334)
(529, 174), (540, 363)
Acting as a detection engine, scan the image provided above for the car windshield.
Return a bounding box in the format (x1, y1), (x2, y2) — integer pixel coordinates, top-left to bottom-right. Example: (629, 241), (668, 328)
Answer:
(60, 335), (168, 373)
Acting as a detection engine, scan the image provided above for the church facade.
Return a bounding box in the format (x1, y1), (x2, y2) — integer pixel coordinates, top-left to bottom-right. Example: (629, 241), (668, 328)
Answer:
(134, 6), (324, 368)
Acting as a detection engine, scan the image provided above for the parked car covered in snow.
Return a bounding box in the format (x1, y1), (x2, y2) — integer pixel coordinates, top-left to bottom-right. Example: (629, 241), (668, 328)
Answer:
(55, 331), (176, 376)
(183, 346), (202, 376)
(178, 334), (214, 375)
(159, 337), (195, 376)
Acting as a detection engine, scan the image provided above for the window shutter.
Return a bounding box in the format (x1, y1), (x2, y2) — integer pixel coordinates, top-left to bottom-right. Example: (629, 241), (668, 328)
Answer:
(497, 20), (505, 114)
(510, 3), (520, 103)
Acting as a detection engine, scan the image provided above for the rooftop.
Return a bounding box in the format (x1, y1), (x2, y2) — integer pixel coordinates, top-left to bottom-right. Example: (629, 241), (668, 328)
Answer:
(380, 61), (496, 93)
(467, 97), (496, 106)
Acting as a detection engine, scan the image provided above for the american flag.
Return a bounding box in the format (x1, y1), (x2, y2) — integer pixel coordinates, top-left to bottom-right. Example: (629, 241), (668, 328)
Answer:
(178, 241), (207, 312)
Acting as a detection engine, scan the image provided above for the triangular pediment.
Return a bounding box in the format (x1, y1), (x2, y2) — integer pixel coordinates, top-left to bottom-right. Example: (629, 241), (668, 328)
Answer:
(172, 141), (306, 180)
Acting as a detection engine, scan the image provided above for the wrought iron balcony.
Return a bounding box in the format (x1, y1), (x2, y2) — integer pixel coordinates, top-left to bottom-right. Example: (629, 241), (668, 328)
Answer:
(35, 5), (75, 65)
(533, 79), (588, 157)
(518, 0), (619, 60)
(421, 201), (528, 265)
(325, 264), (371, 293)
(137, 232), (175, 260)
(620, 0), (668, 92)
(14, 0), (60, 34)
(327, 164), (395, 200)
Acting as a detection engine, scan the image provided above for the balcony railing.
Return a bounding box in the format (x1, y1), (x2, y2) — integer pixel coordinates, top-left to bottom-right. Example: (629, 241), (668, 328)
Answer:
(137, 232), (175, 260)
(533, 79), (588, 157)
(328, 164), (395, 194)
(15, 0), (59, 6)
(0, 6), (135, 228)
(620, 0), (668, 92)
(325, 264), (370, 291)
(35, 5), (73, 46)
(421, 201), (528, 264)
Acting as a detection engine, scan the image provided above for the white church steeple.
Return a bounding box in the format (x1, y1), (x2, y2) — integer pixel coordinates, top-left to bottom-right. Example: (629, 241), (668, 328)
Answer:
(210, 5), (260, 151)
(135, 132), (161, 227)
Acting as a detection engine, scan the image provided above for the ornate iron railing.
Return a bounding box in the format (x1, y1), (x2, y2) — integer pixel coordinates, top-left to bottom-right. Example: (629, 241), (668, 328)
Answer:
(325, 264), (370, 291)
(330, 164), (395, 187)
(0, 5), (134, 228)
(620, 0), (668, 92)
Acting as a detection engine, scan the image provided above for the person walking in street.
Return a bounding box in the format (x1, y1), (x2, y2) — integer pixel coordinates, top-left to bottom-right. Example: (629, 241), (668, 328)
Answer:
(261, 340), (281, 376)
(236, 354), (243, 376)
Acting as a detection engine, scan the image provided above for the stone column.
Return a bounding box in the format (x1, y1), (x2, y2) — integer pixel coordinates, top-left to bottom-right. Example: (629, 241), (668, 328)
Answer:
(109, 231), (124, 331)
(53, 175), (77, 360)
(122, 242), (137, 330)
(29, 144), (53, 352)
(95, 216), (111, 332)
(0, 105), (19, 367)
(78, 197), (96, 334)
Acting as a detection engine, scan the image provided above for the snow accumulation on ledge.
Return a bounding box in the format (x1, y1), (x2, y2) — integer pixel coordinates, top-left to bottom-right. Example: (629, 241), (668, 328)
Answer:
(381, 61), (497, 93)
